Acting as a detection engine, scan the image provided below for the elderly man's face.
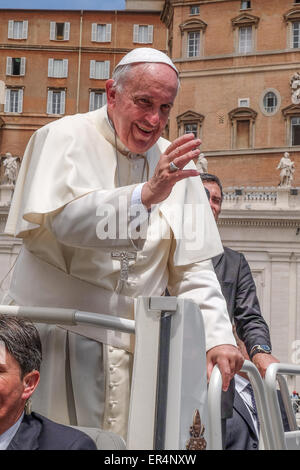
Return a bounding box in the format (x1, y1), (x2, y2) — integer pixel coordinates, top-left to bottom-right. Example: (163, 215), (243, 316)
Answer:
(0, 347), (38, 434)
(202, 181), (222, 221)
(107, 63), (178, 154)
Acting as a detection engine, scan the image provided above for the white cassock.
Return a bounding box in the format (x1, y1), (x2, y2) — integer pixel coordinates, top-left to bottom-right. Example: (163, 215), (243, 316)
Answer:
(4, 105), (236, 440)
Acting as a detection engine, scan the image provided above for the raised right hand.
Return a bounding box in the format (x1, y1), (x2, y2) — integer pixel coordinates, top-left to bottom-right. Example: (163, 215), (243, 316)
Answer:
(141, 133), (201, 209)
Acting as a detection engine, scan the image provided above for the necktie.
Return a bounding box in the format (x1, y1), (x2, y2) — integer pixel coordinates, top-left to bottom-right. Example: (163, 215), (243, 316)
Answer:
(245, 383), (260, 431)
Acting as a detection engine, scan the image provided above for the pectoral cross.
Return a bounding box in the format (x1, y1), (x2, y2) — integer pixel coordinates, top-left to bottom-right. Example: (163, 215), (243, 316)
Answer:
(111, 250), (137, 293)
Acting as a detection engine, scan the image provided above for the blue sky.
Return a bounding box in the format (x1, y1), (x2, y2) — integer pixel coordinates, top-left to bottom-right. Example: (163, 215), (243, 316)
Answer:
(0, 0), (125, 10)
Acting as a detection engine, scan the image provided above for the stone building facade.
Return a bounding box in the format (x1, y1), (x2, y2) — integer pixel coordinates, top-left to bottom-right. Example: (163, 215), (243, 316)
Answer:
(162, 0), (300, 188)
(161, 0), (300, 389)
(0, 7), (167, 158)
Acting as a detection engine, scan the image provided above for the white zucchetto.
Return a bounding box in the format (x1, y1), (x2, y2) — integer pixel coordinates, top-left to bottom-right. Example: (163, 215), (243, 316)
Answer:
(114, 47), (178, 75)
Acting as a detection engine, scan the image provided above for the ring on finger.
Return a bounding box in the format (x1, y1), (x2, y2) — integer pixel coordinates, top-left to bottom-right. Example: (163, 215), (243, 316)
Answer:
(169, 161), (179, 172)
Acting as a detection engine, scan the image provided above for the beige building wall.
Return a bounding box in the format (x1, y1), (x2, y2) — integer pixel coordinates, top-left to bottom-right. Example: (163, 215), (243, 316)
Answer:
(162, 0), (300, 187)
(0, 8), (167, 158)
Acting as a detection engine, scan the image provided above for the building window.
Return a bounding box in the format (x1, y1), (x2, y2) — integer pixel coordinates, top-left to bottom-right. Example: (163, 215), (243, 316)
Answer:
(187, 31), (200, 57)
(89, 91), (107, 111)
(284, 9), (300, 48)
(239, 26), (252, 53)
(282, 104), (300, 145)
(241, 1), (251, 9)
(91, 23), (112, 43)
(47, 89), (66, 115)
(8, 20), (28, 40)
(291, 117), (300, 145)
(229, 107), (257, 149)
(184, 123), (198, 137)
(238, 98), (250, 107)
(133, 24), (153, 44)
(48, 59), (68, 78)
(292, 22), (300, 48)
(263, 92), (277, 113)
(260, 88), (281, 116)
(4, 88), (23, 113)
(6, 57), (26, 76)
(179, 19), (207, 59)
(177, 110), (204, 139)
(232, 13), (259, 54)
(89, 60), (110, 80)
(50, 22), (70, 41)
(190, 5), (200, 15)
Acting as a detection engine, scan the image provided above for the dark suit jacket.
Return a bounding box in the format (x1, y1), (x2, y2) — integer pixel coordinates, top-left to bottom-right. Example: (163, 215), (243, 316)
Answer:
(225, 386), (290, 450)
(212, 247), (271, 420)
(7, 412), (97, 450)
(212, 247), (271, 355)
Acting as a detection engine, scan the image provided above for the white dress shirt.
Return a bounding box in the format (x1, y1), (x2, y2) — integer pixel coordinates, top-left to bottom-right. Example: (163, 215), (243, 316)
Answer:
(0, 412), (24, 450)
(235, 374), (259, 437)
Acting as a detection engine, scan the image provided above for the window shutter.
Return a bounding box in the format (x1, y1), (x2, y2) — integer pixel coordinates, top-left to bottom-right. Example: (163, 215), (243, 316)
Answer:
(50, 21), (56, 40)
(47, 90), (53, 114)
(90, 60), (96, 79)
(64, 22), (70, 40)
(4, 89), (10, 112)
(48, 58), (54, 77)
(20, 57), (26, 76)
(6, 57), (12, 75)
(60, 90), (66, 114)
(8, 20), (14, 39)
(105, 24), (111, 42)
(63, 59), (68, 78)
(147, 25), (153, 43)
(22, 20), (28, 39)
(91, 23), (97, 42)
(89, 91), (95, 111)
(103, 92), (107, 105)
(104, 60), (110, 79)
(18, 89), (23, 113)
(133, 24), (139, 43)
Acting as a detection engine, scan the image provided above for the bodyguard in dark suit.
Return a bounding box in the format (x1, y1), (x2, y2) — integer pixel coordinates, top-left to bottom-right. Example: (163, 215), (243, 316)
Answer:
(201, 173), (279, 375)
(212, 247), (271, 356)
(201, 173), (280, 448)
(0, 315), (96, 450)
(7, 412), (96, 450)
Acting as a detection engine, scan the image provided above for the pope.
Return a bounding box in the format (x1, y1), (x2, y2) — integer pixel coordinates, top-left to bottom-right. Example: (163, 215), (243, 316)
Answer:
(4, 48), (243, 440)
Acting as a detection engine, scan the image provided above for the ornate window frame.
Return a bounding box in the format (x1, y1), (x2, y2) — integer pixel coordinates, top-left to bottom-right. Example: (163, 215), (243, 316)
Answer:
(176, 110), (204, 138)
(231, 13), (260, 54)
(259, 88), (281, 116)
(284, 8), (300, 49)
(179, 19), (207, 59)
(229, 107), (257, 149)
(282, 104), (300, 146)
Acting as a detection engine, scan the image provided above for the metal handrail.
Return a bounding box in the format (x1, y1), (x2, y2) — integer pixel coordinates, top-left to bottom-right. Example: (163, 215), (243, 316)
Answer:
(207, 360), (276, 450)
(207, 364), (223, 450)
(265, 363), (300, 450)
(0, 305), (136, 334)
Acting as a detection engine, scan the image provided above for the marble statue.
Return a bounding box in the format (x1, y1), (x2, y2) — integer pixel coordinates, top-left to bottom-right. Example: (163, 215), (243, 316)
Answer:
(290, 72), (300, 105)
(2, 152), (19, 185)
(277, 152), (295, 187)
(196, 153), (208, 174)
